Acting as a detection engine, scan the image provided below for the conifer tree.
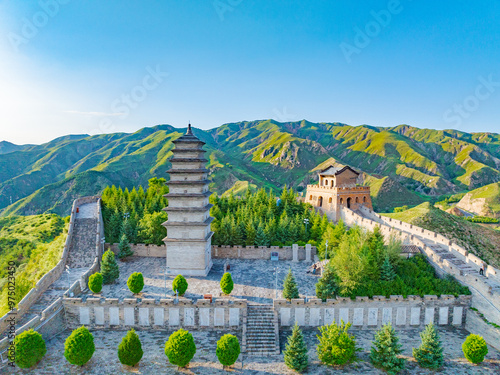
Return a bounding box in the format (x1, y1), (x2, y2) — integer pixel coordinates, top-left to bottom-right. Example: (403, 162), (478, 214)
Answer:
(283, 268), (299, 300)
(64, 326), (95, 366)
(220, 272), (234, 295)
(254, 224), (268, 246)
(412, 323), (444, 370)
(380, 255), (396, 282)
(245, 220), (256, 246)
(101, 250), (120, 284)
(284, 322), (308, 373)
(315, 263), (339, 301)
(370, 322), (406, 374)
(117, 232), (133, 259)
(118, 329), (143, 366)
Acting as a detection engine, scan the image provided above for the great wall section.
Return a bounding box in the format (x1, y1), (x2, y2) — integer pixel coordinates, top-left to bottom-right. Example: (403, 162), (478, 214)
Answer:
(2, 196), (500, 369)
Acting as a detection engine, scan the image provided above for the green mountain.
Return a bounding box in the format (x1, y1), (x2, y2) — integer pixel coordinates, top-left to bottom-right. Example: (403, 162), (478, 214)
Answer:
(456, 182), (500, 218)
(2, 120), (500, 216)
(0, 141), (33, 155)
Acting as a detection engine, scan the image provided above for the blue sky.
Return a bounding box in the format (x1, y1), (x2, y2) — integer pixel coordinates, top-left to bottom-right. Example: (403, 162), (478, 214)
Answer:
(0, 0), (499, 144)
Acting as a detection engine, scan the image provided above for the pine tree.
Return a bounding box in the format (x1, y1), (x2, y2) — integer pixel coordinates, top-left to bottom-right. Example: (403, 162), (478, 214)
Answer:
(117, 232), (133, 259)
(370, 322), (406, 374)
(315, 263), (339, 301)
(254, 224), (268, 246)
(283, 268), (299, 300)
(284, 322), (308, 373)
(380, 255), (396, 282)
(101, 250), (120, 284)
(245, 220), (256, 246)
(412, 323), (444, 370)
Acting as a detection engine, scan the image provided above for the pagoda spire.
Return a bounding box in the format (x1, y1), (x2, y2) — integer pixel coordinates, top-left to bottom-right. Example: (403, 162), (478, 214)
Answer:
(186, 122), (193, 135)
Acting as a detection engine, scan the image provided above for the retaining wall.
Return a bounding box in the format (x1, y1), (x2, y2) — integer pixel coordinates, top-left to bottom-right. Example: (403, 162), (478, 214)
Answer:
(275, 295), (471, 330)
(211, 244), (317, 261)
(106, 243), (165, 257)
(62, 297), (247, 332)
(465, 309), (500, 351)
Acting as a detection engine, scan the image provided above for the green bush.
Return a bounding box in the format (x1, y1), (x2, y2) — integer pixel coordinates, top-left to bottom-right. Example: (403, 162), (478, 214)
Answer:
(466, 216), (499, 224)
(64, 326), (95, 366)
(117, 232), (133, 258)
(284, 323), (308, 373)
(88, 272), (103, 294)
(413, 322), (443, 370)
(316, 320), (360, 366)
(172, 274), (188, 296)
(283, 268), (299, 301)
(370, 322), (406, 374)
(462, 334), (488, 364)
(216, 334), (240, 368)
(127, 272), (144, 294)
(101, 250), (119, 284)
(13, 329), (46, 368)
(164, 329), (196, 368)
(118, 329), (143, 366)
(220, 272), (234, 295)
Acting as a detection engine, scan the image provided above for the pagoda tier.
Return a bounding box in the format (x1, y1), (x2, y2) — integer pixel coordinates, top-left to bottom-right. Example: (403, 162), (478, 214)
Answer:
(162, 124), (213, 276)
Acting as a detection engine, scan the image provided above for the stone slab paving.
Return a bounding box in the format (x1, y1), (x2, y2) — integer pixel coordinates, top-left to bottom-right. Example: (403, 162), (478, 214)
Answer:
(75, 202), (97, 219)
(89, 258), (318, 303)
(3, 327), (499, 374)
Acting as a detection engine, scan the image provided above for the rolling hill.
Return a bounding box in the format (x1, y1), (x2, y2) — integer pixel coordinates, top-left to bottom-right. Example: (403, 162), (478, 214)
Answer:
(1, 120), (500, 216)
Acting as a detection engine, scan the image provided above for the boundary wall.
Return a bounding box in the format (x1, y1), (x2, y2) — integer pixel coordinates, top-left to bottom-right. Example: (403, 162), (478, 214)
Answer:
(275, 295), (471, 330)
(338, 205), (500, 326)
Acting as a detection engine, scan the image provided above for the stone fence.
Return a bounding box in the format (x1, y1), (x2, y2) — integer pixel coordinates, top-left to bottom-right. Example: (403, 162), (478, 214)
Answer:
(105, 243), (165, 257)
(62, 297), (247, 333)
(275, 295), (471, 330)
(212, 244), (317, 262)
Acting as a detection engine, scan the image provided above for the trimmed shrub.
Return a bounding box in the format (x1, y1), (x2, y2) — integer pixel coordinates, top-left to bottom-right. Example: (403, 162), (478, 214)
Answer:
(220, 272), (234, 295)
(412, 322), (443, 370)
(117, 232), (133, 259)
(462, 334), (488, 364)
(370, 322), (406, 374)
(88, 272), (103, 294)
(216, 334), (240, 368)
(315, 263), (338, 301)
(283, 268), (299, 301)
(127, 272), (144, 294)
(101, 250), (119, 284)
(164, 328), (196, 368)
(172, 274), (188, 296)
(284, 323), (308, 373)
(317, 320), (360, 366)
(64, 326), (95, 366)
(13, 329), (46, 368)
(118, 329), (143, 366)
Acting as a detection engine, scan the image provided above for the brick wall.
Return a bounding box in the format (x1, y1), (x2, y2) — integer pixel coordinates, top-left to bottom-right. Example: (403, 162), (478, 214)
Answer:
(211, 244), (317, 261)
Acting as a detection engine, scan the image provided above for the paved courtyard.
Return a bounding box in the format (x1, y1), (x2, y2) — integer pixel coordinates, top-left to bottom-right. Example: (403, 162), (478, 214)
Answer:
(4, 326), (500, 374)
(89, 257), (318, 303)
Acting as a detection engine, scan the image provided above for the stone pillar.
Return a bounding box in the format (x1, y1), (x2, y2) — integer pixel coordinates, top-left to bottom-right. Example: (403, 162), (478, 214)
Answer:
(305, 244), (312, 262)
(292, 244), (299, 262)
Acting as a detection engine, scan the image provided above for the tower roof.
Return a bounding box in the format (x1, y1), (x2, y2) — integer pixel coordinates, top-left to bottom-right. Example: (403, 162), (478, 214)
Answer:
(173, 123), (205, 145)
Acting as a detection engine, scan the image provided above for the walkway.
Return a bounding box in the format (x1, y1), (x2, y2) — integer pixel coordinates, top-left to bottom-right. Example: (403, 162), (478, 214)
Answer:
(15, 201), (99, 329)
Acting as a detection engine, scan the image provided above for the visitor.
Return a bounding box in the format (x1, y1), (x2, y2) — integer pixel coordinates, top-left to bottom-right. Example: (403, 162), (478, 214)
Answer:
(479, 263), (484, 276)
(312, 264), (317, 275)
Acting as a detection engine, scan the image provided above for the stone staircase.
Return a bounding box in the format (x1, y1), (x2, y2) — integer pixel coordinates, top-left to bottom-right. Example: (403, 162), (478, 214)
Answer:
(245, 304), (279, 355)
(67, 217), (98, 268)
(424, 242), (479, 275)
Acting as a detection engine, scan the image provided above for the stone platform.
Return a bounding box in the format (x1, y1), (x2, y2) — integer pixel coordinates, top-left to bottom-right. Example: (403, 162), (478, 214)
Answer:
(87, 258), (318, 304)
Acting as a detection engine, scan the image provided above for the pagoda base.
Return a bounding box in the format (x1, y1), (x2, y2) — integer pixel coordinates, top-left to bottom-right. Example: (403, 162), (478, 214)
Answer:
(166, 260), (213, 277)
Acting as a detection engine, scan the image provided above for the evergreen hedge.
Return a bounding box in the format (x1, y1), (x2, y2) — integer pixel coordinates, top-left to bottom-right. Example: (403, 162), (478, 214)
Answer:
(127, 272), (144, 294)
(13, 329), (46, 368)
(164, 329), (196, 368)
(64, 326), (95, 366)
(88, 272), (103, 294)
(118, 329), (143, 366)
(216, 334), (240, 368)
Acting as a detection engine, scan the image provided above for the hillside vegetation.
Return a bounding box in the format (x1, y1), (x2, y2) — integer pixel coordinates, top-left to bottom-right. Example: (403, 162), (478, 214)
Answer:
(1, 121), (500, 216)
(456, 182), (500, 218)
(0, 214), (67, 316)
(382, 202), (500, 268)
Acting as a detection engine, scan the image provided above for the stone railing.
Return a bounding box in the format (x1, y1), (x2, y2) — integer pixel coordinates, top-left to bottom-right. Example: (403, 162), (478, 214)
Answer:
(211, 244), (317, 262)
(274, 295), (471, 329)
(62, 296), (247, 332)
(105, 243), (165, 257)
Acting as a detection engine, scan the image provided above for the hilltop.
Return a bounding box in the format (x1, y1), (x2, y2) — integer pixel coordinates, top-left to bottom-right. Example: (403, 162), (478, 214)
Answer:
(1, 120), (500, 216)
(456, 182), (500, 218)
